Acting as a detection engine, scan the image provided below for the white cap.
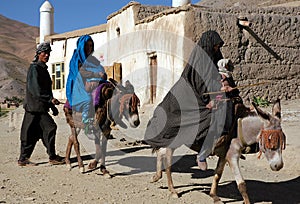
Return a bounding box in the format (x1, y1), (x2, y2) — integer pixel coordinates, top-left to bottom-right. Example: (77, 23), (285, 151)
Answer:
(217, 59), (230, 70)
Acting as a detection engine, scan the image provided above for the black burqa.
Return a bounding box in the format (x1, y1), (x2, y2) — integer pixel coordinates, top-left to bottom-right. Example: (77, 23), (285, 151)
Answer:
(144, 30), (227, 159)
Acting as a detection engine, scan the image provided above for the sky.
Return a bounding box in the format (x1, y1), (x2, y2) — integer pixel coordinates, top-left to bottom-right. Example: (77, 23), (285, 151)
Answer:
(0, 0), (199, 34)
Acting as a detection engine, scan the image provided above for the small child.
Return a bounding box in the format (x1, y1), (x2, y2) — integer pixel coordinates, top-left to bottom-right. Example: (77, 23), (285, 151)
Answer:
(79, 63), (107, 136)
(218, 58), (240, 98)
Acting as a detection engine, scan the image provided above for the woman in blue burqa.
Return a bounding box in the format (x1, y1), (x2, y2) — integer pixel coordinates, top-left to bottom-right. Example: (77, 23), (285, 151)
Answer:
(143, 30), (228, 169)
(66, 35), (107, 134)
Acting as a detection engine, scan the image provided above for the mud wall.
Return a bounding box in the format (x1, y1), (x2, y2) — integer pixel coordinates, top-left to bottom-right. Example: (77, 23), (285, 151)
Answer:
(188, 6), (300, 102)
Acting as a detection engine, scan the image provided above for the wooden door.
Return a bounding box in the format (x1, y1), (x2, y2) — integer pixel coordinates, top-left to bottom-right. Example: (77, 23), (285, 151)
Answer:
(104, 62), (122, 82)
(149, 56), (157, 104)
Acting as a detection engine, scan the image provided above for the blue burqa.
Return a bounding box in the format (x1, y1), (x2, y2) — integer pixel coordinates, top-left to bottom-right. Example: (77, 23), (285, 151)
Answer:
(66, 35), (105, 110)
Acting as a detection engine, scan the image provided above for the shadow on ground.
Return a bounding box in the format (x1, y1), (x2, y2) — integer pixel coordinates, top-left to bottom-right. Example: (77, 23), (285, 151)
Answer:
(200, 176), (300, 204)
(69, 145), (299, 203)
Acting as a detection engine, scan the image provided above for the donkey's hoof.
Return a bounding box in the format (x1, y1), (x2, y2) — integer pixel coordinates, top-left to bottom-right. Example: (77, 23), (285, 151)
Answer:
(79, 166), (85, 173)
(170, 192), (179, 198)
(100, 165), (111, 178)
(151, 174), (162, 183)
(66, 164), (72, 171)
(210, 194), (222, 203)
(88, 159), (98, 170)
(103, 172), (112, 179)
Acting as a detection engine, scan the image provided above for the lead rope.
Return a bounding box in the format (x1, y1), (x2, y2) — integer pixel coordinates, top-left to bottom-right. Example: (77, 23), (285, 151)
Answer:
(106, 99), (113, 122)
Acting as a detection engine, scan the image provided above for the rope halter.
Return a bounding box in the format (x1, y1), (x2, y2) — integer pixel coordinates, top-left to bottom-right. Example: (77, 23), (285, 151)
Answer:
(258, 129), (286, 159)
(119, 93), (140, 118)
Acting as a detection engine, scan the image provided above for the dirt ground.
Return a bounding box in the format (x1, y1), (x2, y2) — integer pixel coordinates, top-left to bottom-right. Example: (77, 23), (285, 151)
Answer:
(0, 99), (299, 204)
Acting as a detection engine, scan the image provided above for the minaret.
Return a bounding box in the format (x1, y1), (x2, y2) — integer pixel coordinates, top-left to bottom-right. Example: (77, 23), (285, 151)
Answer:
(172, 0), (191, 7)
(39, 0), (54, 43)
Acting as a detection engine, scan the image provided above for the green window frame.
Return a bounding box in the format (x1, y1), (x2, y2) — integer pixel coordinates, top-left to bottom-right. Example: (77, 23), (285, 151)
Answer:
(51, 62), (65, 90)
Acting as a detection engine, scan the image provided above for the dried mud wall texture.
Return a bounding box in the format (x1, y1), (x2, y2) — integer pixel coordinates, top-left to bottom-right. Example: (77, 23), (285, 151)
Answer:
(189, 6), (300, 101)
(136, 5), (172, 21)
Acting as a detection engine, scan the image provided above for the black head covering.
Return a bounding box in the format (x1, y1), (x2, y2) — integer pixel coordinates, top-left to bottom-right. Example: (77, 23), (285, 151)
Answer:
(198, 30), (224, 67)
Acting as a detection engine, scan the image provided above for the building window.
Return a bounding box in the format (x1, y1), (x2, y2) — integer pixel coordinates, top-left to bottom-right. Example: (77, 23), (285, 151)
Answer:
(51, 62), (65, 90)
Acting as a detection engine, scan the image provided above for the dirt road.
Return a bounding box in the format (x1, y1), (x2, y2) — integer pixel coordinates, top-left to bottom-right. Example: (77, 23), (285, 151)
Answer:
(0, 100), (299, 204)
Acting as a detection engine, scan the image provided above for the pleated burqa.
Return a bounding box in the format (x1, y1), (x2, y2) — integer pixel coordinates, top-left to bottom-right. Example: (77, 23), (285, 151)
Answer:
(144, 30), (227, 158)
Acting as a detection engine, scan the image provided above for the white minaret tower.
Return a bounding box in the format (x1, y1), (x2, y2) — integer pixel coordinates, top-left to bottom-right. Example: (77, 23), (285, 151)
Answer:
(39, 0), (54, 43)
(172, 0), (191, 7)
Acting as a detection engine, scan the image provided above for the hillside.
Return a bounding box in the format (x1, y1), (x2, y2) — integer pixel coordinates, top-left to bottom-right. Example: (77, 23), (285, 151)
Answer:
(0, 14), (39, 101)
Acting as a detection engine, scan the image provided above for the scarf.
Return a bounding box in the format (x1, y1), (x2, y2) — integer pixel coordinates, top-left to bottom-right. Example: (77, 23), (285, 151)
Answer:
(66, 35), (94, 106)
(33, 42), (52, 62)
(198, 30), (224, 67)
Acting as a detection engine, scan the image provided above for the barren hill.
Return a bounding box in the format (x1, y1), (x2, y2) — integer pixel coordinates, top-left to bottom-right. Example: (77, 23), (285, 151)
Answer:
(0, 14), (38, 101)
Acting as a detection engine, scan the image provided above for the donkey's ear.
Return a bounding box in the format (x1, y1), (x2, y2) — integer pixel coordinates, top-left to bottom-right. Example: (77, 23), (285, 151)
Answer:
(117, 84), (127, 93)
(109, 78), (118, 87)
(251, 102), (270, 120)
(109, 78), (127, 93)
(272, 99), (281, 119)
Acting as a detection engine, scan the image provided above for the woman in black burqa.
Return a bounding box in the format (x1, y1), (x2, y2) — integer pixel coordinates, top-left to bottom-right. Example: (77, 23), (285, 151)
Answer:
(143, 30), (227, 170)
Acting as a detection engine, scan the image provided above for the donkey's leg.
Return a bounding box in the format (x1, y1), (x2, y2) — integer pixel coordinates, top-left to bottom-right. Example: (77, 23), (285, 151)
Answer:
(165, 148), (178, 198)
(88, 132), (111, 177)
(64, 108), (76, 171)
(99, 134), (111, 178)
(227, 138), (250, 204)
(87, 132), (101, 170)
(72, 128), (84, 173)
(151, 148), (164, 183)
(210, 156), (227, 203)
(65, 133), (74, 171)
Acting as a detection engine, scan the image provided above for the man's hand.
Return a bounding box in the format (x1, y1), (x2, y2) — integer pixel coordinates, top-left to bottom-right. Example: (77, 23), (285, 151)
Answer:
(51, 98), (60, 105)
(221, 86), (233, 92)
(206, 100), (214, 110)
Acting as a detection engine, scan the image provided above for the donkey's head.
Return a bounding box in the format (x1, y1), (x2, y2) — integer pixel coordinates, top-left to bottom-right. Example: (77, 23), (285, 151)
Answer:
(252, 99), (286, 171)
(109, 79), (140, 128)
(118, 92), (140, 128)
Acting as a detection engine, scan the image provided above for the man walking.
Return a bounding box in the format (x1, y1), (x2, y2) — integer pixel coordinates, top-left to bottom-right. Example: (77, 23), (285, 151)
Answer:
(18, 42), (65, 166)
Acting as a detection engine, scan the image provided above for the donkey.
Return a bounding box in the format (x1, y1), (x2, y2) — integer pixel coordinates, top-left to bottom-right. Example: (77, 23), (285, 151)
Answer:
(150, 100), (286, 204)
(63, 81), (115, 174)
(64, 79), (140, 176)
(210, 99), (285, 204)
(84, 80), (141, 175)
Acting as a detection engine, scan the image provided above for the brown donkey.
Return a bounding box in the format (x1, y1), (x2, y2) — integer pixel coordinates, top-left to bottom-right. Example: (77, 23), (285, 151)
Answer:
(63, 81), (114, 174)
(87, 81), (141, 173)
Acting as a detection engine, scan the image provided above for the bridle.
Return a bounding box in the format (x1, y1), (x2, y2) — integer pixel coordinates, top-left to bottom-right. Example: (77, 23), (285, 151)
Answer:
(257, 129), (286, 159)
(237, 118), (286, 159)
(118, 93), (140, 118)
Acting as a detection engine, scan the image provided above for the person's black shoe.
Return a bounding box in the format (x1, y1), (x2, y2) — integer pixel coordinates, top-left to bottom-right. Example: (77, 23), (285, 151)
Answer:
(49, 155), (65, 165)
(18, 159), (37, 166)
